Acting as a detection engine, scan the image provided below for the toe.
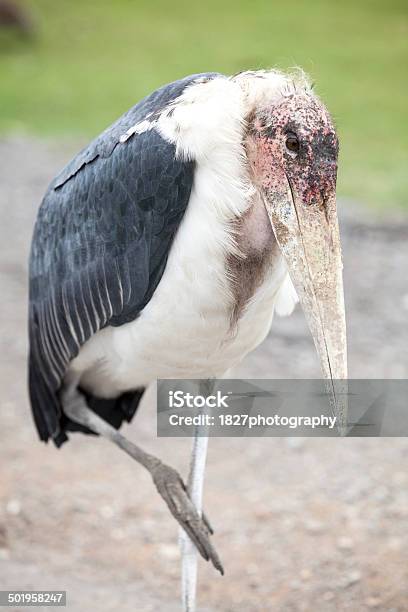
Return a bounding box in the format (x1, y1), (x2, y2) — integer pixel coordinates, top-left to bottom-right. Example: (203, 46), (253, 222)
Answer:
(151, 462), (224, 574)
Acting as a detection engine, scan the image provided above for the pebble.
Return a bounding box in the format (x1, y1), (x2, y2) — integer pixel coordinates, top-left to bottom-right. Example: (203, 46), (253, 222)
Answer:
(99, 505), (115, 519)
(337, 536), (354, 550)
(387, 537), (402, 551)
(365, 596), (382, 608)
(159, 544), (179, 561)
(286, 437), (305, 450)
(289, 579), (301, 589)
(5, 499), (21, 515)
(300, 568), (312, 580)
(305, 519), (325, 534)
(342, 570), (361, 587)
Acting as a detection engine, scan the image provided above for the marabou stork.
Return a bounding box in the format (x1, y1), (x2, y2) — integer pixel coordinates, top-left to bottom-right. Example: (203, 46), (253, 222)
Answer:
(28, 70), (347, 610)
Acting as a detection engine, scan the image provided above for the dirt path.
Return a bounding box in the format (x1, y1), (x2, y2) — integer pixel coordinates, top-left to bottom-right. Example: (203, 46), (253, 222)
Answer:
(0, 137), (407, 611)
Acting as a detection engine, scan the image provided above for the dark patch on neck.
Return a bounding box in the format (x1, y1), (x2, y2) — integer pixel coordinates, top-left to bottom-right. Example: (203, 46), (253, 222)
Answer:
(226, 199), (279, 329)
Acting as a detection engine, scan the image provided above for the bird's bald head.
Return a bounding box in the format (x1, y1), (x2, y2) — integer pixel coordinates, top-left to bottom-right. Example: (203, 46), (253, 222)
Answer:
(244, 87), (347, 428)
(245, 91), (339, 211)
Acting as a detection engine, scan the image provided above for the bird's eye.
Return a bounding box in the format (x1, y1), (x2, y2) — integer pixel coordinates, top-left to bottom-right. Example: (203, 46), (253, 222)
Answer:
(285, 133), (300, 155)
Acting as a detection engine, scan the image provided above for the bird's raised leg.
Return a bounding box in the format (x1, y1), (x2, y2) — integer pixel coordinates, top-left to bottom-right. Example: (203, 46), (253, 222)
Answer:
(61, 385), (223, 574)
(180, 380), (217, 612)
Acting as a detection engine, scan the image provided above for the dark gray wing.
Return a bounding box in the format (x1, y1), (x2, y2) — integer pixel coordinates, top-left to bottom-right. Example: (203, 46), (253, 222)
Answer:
(28, 72), (222, 446)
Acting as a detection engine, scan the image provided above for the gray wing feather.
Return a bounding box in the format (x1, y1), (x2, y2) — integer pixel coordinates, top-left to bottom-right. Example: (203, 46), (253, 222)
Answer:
(29, 72), (222, 445)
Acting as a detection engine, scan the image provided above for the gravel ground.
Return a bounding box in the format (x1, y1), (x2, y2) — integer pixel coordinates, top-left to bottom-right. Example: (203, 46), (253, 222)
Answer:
(0, 137), (407, 611)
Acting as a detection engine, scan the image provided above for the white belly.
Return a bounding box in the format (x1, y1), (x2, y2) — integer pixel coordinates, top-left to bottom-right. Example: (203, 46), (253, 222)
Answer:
(68, 134), (298, 397)
(68, 256), (292, 397)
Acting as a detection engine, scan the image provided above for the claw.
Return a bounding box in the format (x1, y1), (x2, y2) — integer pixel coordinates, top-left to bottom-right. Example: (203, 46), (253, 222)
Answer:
(151, 462), (224, 575)
(202, 511), (214, 535)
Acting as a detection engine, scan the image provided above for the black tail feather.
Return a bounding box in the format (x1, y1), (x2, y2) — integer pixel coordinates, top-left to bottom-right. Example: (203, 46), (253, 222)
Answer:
(55, 387), (145, 446)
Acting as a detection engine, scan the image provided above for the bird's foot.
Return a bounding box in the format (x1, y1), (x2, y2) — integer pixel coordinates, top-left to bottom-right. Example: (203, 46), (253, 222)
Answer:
(151, 461), (224, 575)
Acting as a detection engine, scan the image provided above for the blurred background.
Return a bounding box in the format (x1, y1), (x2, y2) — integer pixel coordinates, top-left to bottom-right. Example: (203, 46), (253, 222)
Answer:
(0, 1), (407, 611)
(0, 0), (407, 208)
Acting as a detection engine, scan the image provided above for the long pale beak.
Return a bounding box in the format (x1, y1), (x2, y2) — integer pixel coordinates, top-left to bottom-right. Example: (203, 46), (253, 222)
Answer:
(265, 178), (348, 431)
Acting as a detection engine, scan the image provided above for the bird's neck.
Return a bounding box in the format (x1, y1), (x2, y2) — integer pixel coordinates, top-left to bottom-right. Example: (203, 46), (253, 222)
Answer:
(226, 190), (282, 325)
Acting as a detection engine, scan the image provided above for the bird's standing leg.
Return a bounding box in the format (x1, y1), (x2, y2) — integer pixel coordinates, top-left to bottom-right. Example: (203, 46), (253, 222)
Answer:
(180, 434), (209, 612)
(180, 380), (217, 612)
(60, 384), (223, 574)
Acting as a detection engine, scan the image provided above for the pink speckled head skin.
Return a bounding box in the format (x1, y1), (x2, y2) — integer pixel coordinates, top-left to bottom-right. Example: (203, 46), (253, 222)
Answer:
(247, 92), (338, 212)
(247, 91), (348, 430)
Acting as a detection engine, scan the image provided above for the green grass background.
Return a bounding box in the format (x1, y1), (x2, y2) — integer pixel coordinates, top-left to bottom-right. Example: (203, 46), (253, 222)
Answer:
(0, 0), (407, 207)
